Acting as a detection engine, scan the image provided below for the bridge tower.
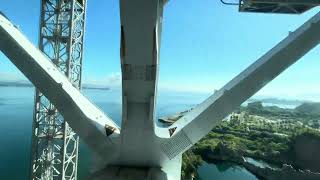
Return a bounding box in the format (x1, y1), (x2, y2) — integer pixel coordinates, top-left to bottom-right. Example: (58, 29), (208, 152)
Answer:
(30, 0), (86, 179)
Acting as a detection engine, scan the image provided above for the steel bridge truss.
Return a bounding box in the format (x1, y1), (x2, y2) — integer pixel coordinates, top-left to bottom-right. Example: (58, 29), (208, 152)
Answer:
(30, 0), (86, 179)
(1, 0), (320, 179)
(239, 0), (320, 14)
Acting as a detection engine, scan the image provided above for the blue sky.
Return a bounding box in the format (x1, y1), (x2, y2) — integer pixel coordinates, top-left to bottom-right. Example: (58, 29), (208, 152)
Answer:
(1, 0), (320, 100)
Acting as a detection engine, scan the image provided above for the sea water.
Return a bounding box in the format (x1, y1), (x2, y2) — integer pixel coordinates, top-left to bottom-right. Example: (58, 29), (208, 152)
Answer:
(0, 86), (257, 179)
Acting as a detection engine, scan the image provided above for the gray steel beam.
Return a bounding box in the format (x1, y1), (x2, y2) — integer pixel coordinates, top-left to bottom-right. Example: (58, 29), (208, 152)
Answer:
(159, 11), (320, 160)
(118, 0), (163, 165)
(0, 12), (120, 169)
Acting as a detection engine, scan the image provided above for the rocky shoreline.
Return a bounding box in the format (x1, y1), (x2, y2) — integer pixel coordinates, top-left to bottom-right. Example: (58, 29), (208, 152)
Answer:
(244, 161), (320, 180)
(201, 143), (320, 180)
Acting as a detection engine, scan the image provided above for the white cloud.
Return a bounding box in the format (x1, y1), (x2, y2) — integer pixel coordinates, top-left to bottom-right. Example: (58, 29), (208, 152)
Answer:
(158, 82), (217, 94)
(107, 72), (122, 85)
(83, 72), (122, 88)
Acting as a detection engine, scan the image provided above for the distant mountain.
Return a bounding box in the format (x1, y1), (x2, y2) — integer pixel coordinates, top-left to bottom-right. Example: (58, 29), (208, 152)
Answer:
(0, 81), (32, 87)
(295, 102), (320, 115)
(0, 81), (110, 90)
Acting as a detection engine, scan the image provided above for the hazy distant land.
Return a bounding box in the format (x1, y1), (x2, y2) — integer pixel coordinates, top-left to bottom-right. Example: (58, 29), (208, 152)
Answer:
(0, 81), (110, 90)
(0, 81), (317, 106)
(0, 81), (32, 87)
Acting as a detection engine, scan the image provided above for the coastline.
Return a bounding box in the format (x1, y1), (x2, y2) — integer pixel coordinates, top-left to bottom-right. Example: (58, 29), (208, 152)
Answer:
(160, 101), (320, 180)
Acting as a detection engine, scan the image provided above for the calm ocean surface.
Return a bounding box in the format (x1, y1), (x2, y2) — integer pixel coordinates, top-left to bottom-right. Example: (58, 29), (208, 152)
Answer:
(0, 86), (257, 179)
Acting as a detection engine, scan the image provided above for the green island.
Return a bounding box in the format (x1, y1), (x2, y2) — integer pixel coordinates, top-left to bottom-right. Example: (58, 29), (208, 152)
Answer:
(160, 101), (320, 180)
